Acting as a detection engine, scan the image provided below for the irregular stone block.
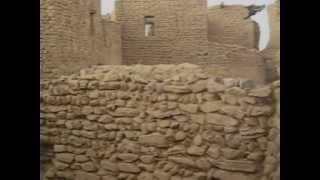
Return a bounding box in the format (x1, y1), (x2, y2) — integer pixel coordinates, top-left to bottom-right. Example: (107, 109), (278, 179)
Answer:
(175, 131), (187, 141)
(56, 153), (74, 163)
(154, 170), (171, 180)
(163, 85), (191, 93)
(200, 101), (221, 113)
(118, 153), (139, 162)
(207, 79), (226, 93)
(80, 130), (96, 139)
(138, 163), (154, 172)
(148, 109), (182, 119)
(53, 160), (69, 170)
(158, 120), (171, 128)
(206, 113), (239, 126)
(104, 124), (118, 130)
(140, 155), (154, 164)
(190, 80), (207, 93)
(207, 145), (221, 159)
(165, 145), (186, 156)
(190, 114), (205, 124)
(213, 169), (259, 180)
(74, 172), (100, 180)
(223, 78), (239, 88)
(240, 127), (267, 139)
(102, 175), (117, 180)
(247, 152), (264, 161)
(187, 146), (206, 156)
(239, 97), (256, 105)
(239, 79), (255, 89)
(101, 160), (118, 172)
(118, 163), (141, 173)
(112, 108), (139, 117)
(221, 94), (238, 105)
(179, 104), (199, 113)
(99, 82), (121, 90)
(137, 172), (154, 180)
(56, 171), (74, 179)
(193, 135), (203, 146)
(226, 87), (246, 96)
(139, 133), (168, 147)
(75, 155), (89, 163)
(220, 105), (245, 119)
(54, 145), (67, 153)
(82, 121), (98, 131)
(195, 158), (211, 170)
(250, 106), (273, 116)
(81, 162), (97, 172)
(249, 86), (272, 97)
(212, 160), (257, 173)
(168, 156), (196, 168)
(221, 148), (242, 160)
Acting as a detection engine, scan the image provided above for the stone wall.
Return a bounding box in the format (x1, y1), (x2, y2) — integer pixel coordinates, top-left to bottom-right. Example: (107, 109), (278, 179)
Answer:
(262, 80), (280, 180)
(207, 5), (259, 49)
(40, 64), (279, 180)
(40, 0), (122, 79)
(115, 0), (209, 65)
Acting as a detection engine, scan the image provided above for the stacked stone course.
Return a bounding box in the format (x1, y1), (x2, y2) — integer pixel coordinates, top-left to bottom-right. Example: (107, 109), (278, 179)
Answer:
(40, 64), (279, 180)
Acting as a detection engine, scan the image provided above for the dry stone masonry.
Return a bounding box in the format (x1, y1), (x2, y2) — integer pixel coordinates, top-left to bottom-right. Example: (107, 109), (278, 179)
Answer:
(40, 64), (280, 180)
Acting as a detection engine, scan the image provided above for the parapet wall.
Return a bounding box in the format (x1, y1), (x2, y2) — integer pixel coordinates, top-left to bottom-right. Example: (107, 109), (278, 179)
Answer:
(205, 42), (266, 84)
(208, 6), (259, 49)
(40, 64), (279, 180)
(40, 0), (122, 79)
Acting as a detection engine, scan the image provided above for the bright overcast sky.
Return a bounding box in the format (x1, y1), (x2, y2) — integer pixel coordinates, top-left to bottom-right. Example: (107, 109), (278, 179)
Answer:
(101, 0), (277, 50)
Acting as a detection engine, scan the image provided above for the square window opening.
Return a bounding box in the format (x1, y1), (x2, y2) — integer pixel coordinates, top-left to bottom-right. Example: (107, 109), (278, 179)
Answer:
(144, 16), (155, 37)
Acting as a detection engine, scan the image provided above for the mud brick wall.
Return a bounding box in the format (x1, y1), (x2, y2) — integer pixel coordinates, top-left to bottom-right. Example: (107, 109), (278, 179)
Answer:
(115, 0), (209, 65)
(40, 0), (122, 79)
(207, 6), (260, 49)
(101, 17), (123, 65)
(204, 42), (266, 84)
(40, 64), (279, 180)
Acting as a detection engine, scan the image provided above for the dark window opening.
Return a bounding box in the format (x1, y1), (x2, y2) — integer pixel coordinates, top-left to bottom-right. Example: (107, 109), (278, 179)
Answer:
(90, 10), (96, 35)
(144, 16), (155, 37)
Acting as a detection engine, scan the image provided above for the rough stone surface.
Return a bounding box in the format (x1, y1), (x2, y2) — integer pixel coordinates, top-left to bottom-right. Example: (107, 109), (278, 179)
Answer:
(40, 65), (279, 180)
(206, 113), (239, 126)
(118, 163), (141, 173)
(139, 133), (169, 147)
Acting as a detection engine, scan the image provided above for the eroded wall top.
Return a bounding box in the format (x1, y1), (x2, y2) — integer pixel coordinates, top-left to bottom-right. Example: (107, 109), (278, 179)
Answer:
(208, 5), (260, 49)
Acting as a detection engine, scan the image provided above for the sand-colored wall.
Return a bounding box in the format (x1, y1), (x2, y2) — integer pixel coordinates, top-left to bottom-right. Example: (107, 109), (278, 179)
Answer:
(40, 0), (122, 79)
(207, 5), (260, 49)
(40, 64), (279, 180)
(115, 0), (209, 65)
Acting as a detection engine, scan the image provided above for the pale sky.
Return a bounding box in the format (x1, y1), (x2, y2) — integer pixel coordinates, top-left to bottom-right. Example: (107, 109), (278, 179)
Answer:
(101, 0), (277, 50)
